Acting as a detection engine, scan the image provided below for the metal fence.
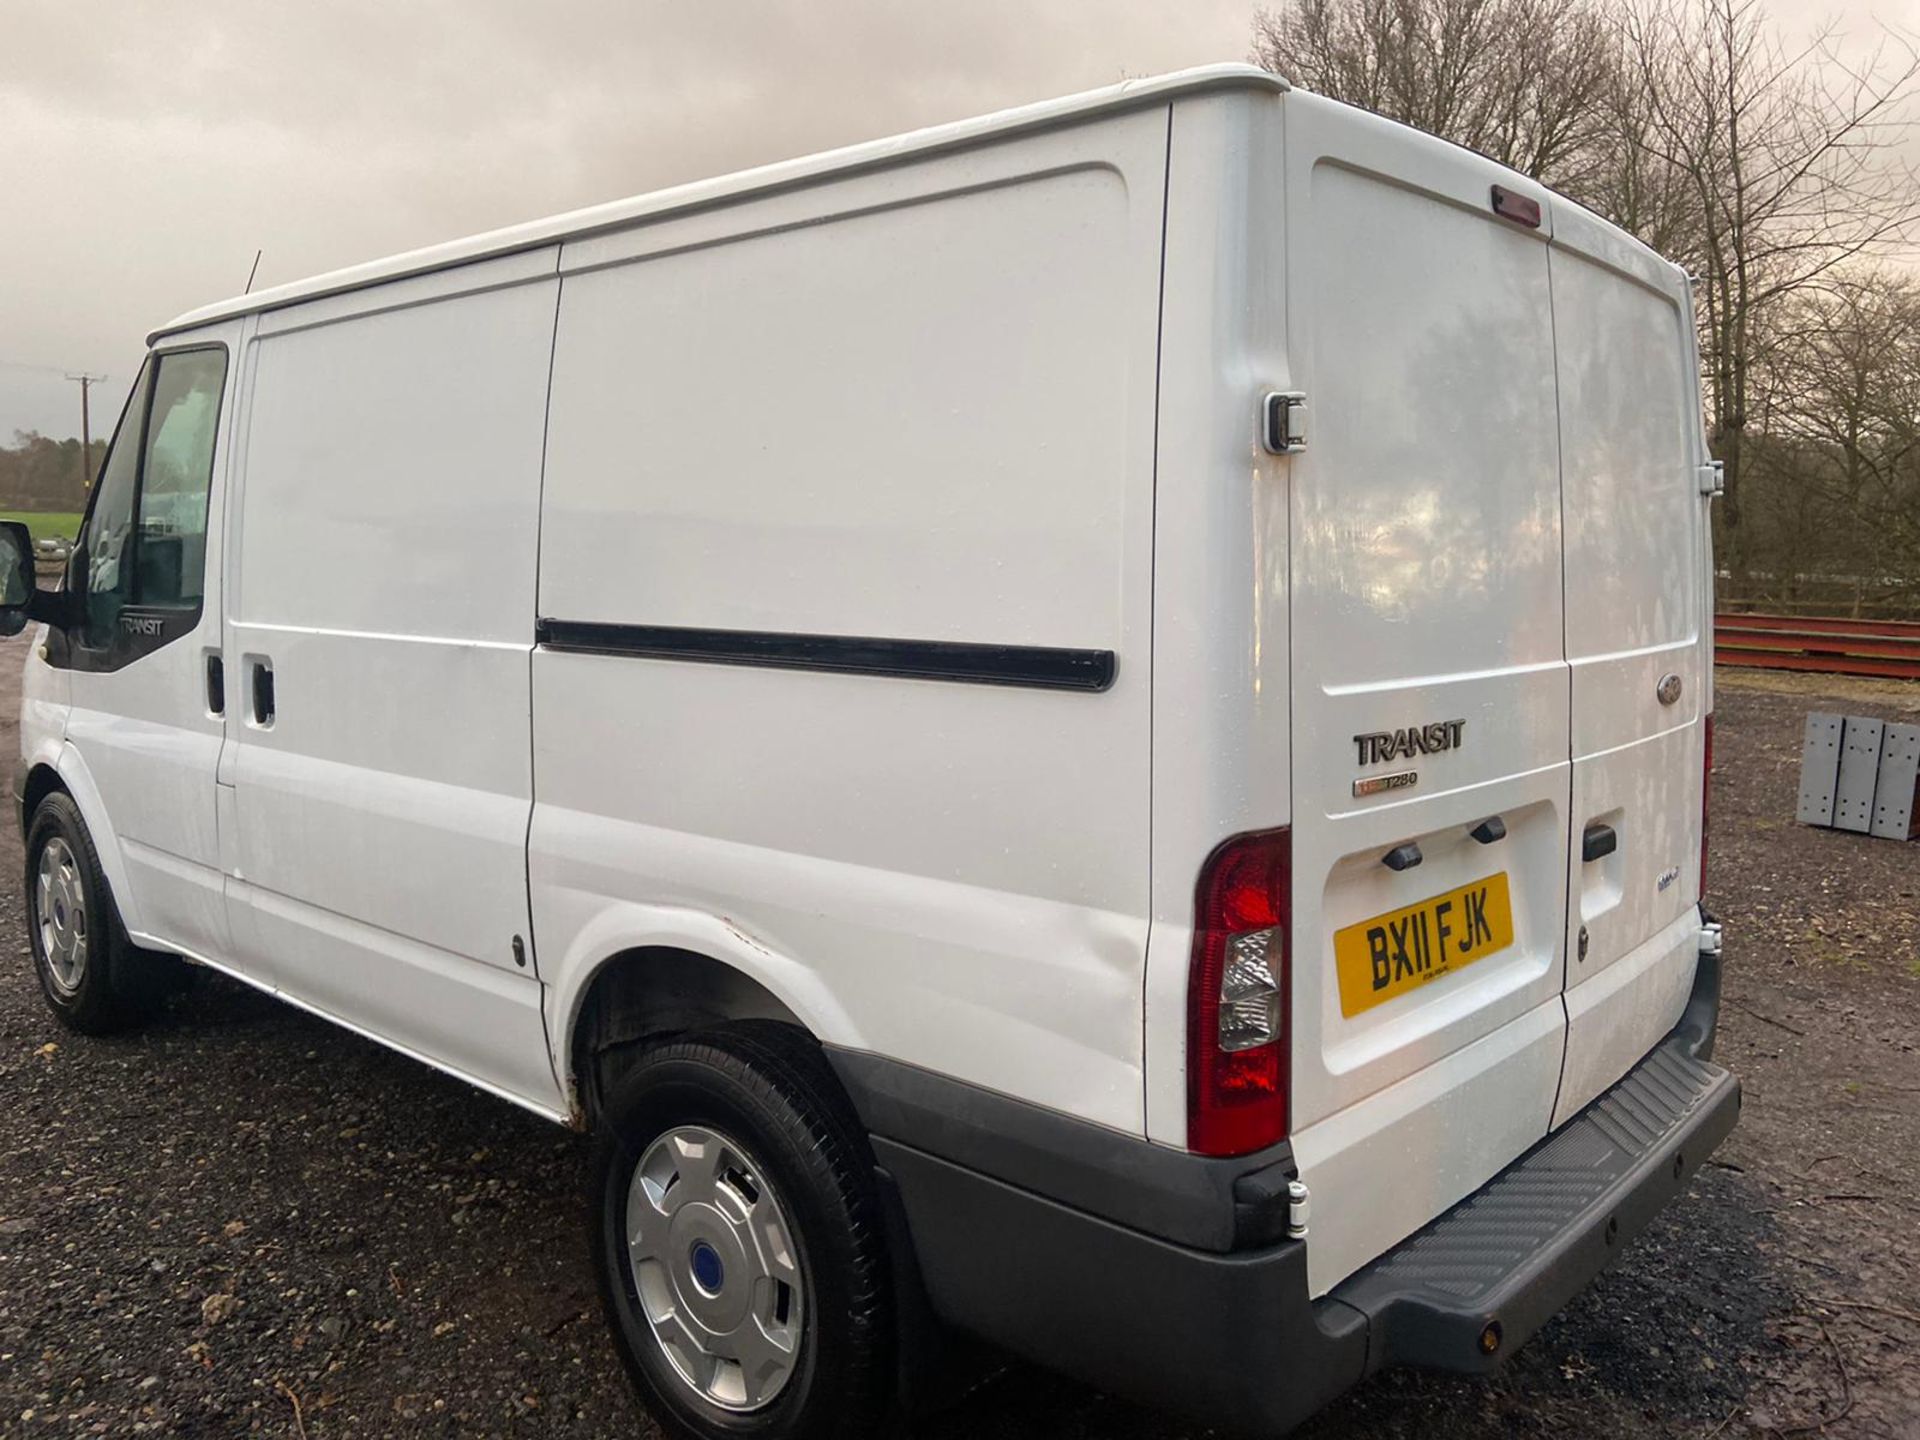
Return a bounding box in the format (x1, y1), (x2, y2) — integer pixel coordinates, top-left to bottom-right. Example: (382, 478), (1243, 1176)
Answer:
(1716, 613), (1920, 680)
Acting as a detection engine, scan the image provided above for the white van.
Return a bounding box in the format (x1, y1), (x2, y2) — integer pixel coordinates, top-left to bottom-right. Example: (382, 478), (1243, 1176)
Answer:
(5, 64), (1737, 1438)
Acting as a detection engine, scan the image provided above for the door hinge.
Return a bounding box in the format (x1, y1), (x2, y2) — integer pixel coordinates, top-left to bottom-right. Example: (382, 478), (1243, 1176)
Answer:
(1697, 460), (1724, 496)
(1699, 920), (1723, 957)
(1263, 391), (1308, 454)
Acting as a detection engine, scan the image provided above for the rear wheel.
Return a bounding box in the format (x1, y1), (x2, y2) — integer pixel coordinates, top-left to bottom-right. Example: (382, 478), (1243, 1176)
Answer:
(589, 1027), (892, 1440)
(25, 792), (178, 1033)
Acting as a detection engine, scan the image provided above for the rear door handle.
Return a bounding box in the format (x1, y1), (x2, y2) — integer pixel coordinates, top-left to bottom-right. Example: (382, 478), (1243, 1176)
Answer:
(250, 658), (275, 726)
(1582, 823), (1617, 862)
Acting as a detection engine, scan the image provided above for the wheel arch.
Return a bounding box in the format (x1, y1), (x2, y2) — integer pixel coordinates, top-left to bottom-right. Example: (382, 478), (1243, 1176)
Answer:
(560, 936), (850, 1128)
(21, 746), (145, 937)
(20, 760), (65, 834)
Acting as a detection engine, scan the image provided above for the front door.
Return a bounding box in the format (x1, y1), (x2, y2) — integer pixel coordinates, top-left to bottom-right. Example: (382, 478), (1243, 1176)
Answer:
(56, 337), (237, 964)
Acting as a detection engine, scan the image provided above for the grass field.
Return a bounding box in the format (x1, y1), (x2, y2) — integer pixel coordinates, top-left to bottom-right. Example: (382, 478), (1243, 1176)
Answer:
(0, 510), (83, 543)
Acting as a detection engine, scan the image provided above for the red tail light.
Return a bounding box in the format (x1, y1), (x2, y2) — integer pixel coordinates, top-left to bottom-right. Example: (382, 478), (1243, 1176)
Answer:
(1187, 827), (1291, 1157)
(1700, 713), (1714, 902)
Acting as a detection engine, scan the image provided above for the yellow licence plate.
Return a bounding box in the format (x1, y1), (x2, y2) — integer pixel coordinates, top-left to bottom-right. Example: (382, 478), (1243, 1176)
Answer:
(1333, 872), (1515, 1017)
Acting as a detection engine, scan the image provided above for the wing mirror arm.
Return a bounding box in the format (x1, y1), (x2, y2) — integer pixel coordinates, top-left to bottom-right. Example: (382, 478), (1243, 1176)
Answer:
(23, 587), (83, 631)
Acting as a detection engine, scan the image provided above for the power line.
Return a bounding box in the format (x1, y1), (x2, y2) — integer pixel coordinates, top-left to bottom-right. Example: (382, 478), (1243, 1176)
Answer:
(0, 356), (103, 377)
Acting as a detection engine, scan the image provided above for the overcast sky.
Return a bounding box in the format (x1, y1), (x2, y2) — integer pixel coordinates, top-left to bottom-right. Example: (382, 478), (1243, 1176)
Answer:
(0, 0), (1908, 443)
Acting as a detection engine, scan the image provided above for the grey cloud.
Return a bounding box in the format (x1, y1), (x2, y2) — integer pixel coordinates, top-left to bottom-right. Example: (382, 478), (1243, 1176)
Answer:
(4, 0), (1886, 440)
(2, 0), (1254, 434)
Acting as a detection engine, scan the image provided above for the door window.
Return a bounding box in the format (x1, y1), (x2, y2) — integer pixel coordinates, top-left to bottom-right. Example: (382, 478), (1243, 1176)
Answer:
(134, 349), (225, 608)
(79, 362), (151, 642)
(66, 346), (228, 664)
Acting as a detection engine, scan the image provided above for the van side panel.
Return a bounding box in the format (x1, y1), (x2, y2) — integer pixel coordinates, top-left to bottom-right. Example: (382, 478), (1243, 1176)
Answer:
(533, 115), (1167, 1130)
(223, 254), (560, 1112)
(1143, 90), (1293, 1144)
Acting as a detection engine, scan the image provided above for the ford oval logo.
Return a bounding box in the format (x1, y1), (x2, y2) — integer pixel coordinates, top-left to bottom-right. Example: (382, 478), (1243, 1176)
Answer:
(1657, 673), (1683, 705)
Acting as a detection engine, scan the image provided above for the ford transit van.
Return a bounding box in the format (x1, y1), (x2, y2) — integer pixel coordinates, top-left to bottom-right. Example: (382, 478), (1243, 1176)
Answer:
(6, 65), (1736, 1438)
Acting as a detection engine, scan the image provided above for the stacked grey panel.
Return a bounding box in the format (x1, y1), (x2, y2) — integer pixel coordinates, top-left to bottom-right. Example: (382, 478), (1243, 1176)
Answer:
(1797, 712), (1920, 841)
(1796, 713), (1843, 826)
(1873, 723), (1920, 841)
(1834, 717), (1885, 833)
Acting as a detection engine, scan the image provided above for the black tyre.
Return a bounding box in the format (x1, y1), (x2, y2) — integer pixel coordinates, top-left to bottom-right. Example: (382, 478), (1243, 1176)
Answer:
(589, 1025), (893, 1440)
(24, 792), (177, 1034)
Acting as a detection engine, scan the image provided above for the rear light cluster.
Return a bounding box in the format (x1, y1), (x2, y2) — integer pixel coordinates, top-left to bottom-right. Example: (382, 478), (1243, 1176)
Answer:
(1187, 828), (1291, 1157)
(1700, 713), (1714, 902)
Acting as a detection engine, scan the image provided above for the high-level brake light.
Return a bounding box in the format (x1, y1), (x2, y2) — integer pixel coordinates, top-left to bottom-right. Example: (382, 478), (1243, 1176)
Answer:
(1491, 184), (1542, 228)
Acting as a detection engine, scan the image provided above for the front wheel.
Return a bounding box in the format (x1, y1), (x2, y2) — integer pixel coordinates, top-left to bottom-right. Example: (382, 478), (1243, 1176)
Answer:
(589, 1027), (893, 1440)
(25, 792), (177, 1033)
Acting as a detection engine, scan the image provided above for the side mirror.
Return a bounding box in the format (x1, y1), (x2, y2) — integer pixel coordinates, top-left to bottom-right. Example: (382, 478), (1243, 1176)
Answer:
(0, 522), (34, 637)
(0, 522), (79, 639)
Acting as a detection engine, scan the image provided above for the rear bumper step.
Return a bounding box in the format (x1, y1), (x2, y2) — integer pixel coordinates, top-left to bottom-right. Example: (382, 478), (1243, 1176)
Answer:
(849, 949), (1737, 1434)
(1334, 1037), (1740, 1374)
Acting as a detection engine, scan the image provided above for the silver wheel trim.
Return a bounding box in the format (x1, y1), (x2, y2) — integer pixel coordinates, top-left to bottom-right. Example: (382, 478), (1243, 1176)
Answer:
(625, 1124), (805, 1412)
(34, 835), (89, 996)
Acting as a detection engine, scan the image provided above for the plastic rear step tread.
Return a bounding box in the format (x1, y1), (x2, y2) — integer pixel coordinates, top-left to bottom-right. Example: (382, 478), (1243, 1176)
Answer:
(1333, 1036), (1740, 1375)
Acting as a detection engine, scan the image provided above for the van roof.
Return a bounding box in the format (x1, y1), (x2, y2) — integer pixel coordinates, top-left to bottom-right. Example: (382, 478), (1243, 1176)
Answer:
(151, 63), (1287, 344)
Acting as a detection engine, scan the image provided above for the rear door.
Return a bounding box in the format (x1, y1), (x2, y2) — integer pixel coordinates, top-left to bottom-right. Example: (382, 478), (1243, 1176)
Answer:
(1547, 207), (1708, 1124)
(1279, 95), (1571, 1295)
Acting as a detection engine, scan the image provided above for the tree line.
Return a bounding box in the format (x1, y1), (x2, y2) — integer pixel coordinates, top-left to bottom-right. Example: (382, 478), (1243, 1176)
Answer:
(0, 432), (102, 513)
(1253, 0), (1920, 615)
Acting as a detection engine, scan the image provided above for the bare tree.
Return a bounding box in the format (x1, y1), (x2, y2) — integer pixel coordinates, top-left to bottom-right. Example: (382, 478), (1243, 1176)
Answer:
(1253, 0), (1920, 589)
(1619, 0), (1920, 579)
(1746, 272), (1920, 609)
(1577, 29), (1704, 259)
(1250, 0), (1620, 192)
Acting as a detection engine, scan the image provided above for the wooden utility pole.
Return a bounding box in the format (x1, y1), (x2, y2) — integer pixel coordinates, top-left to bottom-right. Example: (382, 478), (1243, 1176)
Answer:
(65, 372), (106, 489)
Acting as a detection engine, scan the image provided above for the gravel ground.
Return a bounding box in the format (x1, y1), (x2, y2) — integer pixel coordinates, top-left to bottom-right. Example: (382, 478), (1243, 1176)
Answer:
(1, 637), (1916, 1438)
